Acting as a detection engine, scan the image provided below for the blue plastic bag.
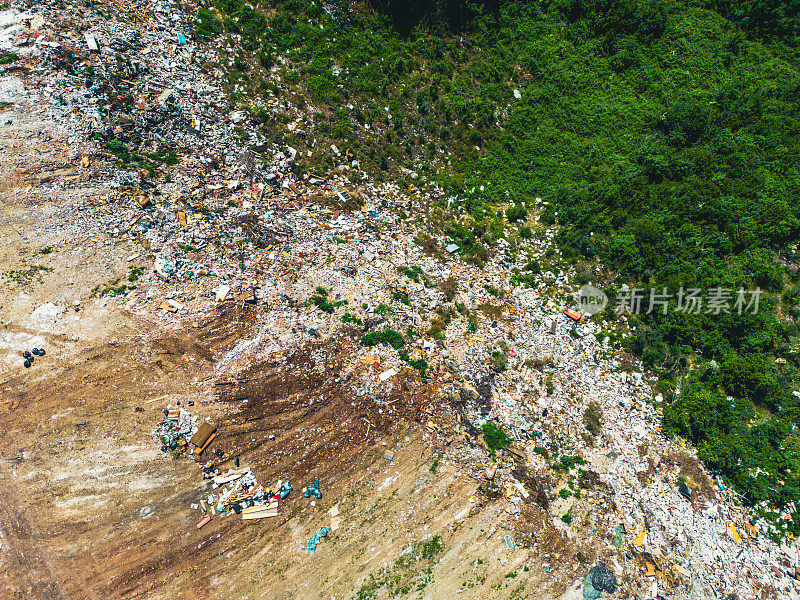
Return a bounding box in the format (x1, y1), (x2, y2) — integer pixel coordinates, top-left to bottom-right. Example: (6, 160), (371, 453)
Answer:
(306, 526), (330, 553)
(279, 481), (293, 499)
(303, 478), (321, 499)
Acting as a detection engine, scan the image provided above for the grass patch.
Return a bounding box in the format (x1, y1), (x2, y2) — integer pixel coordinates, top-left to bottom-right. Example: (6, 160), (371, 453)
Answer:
(309, 286), (347, 313)
(103, 140), (178, 176)
(2, 265), (53, 286)
(342, 312), (362, 325)
(91, 278), (135, 298)
(127, 265), (145, 281)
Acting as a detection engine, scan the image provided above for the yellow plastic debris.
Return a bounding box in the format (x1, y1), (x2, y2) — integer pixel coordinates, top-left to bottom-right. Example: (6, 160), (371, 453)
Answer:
(726, 522), (742, 543)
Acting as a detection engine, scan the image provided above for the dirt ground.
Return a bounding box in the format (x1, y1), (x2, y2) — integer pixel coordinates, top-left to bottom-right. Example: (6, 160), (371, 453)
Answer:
(0, 76), (580, 600)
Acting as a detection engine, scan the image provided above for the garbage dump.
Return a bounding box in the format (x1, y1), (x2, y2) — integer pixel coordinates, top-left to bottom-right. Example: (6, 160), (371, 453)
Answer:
(0, 0), (797, 596)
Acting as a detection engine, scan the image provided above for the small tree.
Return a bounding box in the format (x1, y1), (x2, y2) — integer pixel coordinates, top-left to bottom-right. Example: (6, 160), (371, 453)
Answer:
(506, 205), (528, 223)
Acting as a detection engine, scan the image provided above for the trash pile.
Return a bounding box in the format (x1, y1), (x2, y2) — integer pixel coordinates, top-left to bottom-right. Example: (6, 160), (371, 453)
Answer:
(582, 562), (617, 599)
(211, 469), (277, 518)
(151, 408), (290, 521)
(152, 404), (199, 457)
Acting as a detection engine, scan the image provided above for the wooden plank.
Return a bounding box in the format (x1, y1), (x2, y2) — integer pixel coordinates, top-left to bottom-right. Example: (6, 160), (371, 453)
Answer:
(190, 422), (216, 447)
(242, 502), (278, 515)
(194, 431), (216, 455)
(242, 503), (278, 519)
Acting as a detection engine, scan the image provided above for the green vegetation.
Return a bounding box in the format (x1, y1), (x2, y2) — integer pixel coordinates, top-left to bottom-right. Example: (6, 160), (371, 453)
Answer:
(127, 265), (144, 282)
(361, 329), (405, 350)
(583, 401), (603, 435)
(430, 455), (441, 474)
(392, 288), (411, 305)
(40, 246), (53, 255)
(483, 284), (506, 299)
(103, 140), (178, 176)
(342, 312), (363, 325)
(195, 0), (800, 533)
(490, 342), (510, 372)
(2, 265), (53, 286)
(355, 535), (443, 599)
(360, 328), (428, 377)
(374, 303), (394, 316)
(558, 455), (588, 471)
(0, 52), (18, 65)
(403, 265), (433, 287)
(421, 535), (443, 559)
(482, 420), (512, 458)
(91, 278), (135, 298)
(309, 286), (347, 313)
(398, 348), (429, 378)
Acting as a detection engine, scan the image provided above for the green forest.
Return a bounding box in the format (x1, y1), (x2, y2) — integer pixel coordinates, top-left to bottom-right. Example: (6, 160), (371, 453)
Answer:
(194, 0), (800, 536)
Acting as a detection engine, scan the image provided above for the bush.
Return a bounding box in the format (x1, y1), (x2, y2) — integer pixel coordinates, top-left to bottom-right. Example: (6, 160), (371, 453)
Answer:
(559, 455), (587, 471)
(195, 7), (222, 38)
(482, 421), (512, 456)
(342, 312), (362, 325)
(361, 330), (404, 349)
(539, 204), (556, 225)
(506, 205), (528, 223)
(421, 535), (443, 559)
(309, 287), (347, 313)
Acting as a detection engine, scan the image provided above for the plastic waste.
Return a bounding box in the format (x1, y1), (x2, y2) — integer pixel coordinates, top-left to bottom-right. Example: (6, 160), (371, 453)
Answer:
(589, 562), (617, 593)
(679, 481), (692, 501)
(614, 525), (624, 548)
(306, 526), (330, 553)
(304, 478), (321, 499)
(279, 481), (293, 499)
(582, 573), (602, 600)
